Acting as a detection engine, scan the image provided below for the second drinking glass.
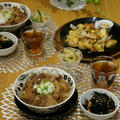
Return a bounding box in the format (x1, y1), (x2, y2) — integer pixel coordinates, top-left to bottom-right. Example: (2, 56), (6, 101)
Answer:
(20, 25), (45, 57)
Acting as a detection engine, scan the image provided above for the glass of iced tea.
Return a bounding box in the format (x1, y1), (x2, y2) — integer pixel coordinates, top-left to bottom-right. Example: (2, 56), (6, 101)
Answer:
(90, 56), (119, 89)
(20, 25), (45, 57)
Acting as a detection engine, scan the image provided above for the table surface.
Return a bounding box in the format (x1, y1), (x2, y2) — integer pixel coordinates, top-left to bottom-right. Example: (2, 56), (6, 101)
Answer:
(0, 0), (120, 119)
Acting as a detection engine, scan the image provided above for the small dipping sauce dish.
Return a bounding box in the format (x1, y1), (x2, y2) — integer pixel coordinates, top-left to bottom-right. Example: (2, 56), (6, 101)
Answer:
(95, 19), (113, 32)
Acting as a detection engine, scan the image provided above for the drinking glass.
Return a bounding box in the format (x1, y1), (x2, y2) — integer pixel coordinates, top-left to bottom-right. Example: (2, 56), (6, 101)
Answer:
(90, 56), (119, 89)
(20, 25), (45, 57)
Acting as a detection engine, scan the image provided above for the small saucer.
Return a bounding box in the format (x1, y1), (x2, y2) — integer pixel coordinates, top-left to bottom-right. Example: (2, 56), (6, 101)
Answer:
(14, 89), (78, 119)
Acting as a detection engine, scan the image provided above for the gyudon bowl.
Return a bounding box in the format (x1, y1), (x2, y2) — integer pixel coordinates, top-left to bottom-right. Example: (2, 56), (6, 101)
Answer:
(0, 2), (31, 32)
(14, 67), (75, 114)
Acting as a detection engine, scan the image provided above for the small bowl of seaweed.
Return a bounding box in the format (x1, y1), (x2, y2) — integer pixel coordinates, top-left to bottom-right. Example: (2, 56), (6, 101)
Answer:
(0, 32), (18, 56)
(79, 88), (119, 120)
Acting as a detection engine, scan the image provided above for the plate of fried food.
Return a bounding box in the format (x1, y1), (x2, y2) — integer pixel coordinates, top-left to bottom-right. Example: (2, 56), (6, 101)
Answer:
(55, 17), (120, 60)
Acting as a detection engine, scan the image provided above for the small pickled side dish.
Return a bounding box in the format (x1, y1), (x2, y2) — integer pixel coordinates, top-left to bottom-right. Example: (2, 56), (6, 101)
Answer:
(0, 35), (14, 49)
(82, 92), (116, 115)
(31, 10), (50, 23)
(58, 47), (81, 63)
(20, 73), (71, 107)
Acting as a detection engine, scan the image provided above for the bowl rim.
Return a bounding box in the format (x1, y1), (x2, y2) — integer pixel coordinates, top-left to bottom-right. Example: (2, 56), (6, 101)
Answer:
(57, 47), (83, 64)
(90, 55), (119, 74)
(80, 88), (119, 117)
(97, 19), (113, 28)
(0, 32), (18, 51)
(13, 66), (76, 109)
(0, 2), (31, 28)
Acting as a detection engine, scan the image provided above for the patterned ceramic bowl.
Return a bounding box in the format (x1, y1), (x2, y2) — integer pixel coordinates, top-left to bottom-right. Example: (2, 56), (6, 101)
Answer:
(14, 67), (75, 114)
(79, 88), (119, 120)
(0, 32), (18, 56)
(0, 2), (31, 32)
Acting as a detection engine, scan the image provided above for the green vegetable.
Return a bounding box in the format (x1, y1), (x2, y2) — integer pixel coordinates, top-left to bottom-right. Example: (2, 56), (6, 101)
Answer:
(94, 0), (100, 5)
(31, 18), (38, 22)
(66, 0), (74, 7)
(86, 0), (93, 3)
(34, 81), (55, 95)
(86, 0), (100, 5)
(57, 0), (75, 7)
(96, 8), (101, 14)
(32, 10), (43, 23)
(37, 10), (43, 22)
(60, 48), (79, 63)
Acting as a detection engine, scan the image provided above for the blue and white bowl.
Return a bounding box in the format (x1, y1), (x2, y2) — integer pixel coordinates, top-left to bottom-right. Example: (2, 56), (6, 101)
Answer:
(14, 67), (76, 114)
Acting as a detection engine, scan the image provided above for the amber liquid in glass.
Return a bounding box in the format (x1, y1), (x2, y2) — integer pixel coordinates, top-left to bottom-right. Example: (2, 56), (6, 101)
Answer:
(22, 30), (44, 56)
(91, 60), (117, 89)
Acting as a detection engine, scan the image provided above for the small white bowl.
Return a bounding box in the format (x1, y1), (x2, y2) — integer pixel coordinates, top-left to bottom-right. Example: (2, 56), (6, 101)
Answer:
(95, 19), (113, 32)
(0, 2), (31, 32)
(14, 67), (75, 114)
(0, 32), (18, 56)
(79, 88), (119, 120)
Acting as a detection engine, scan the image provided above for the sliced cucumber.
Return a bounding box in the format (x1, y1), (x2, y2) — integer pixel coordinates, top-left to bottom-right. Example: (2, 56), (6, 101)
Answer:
(32, 10), (43, 23)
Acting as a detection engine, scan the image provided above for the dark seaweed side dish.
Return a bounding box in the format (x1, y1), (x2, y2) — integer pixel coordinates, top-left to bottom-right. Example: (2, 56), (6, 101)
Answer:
(0, 35), (14, 49)
(82, 92), (116, 115)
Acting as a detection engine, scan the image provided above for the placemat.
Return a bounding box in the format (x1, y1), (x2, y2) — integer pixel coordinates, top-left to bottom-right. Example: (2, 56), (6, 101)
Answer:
(1, 63), (120, 120)
(0, 22), (57, 73)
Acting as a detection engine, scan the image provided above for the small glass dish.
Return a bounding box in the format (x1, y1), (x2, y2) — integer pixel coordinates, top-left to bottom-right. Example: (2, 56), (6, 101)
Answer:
(57, 47), (83, 69)
(30, 10), (52, 32)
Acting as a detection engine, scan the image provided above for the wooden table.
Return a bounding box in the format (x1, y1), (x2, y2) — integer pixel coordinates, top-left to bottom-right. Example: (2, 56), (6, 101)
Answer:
(0, 0), (120, 119)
